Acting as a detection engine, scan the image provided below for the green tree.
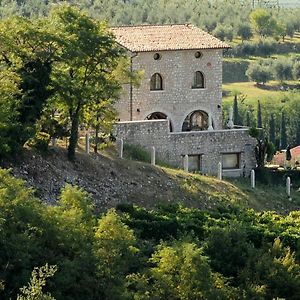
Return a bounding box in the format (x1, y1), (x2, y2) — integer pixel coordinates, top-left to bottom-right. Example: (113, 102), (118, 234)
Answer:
(233, 94), (242, 126)
(0, 69), (21, 159)
(212, 24), (233, 41)
(293, 61), (300, 80)
(50, 5), (125, 160)
(205, 225), (254, 280)
(296, 120), (300, 146)
(246, 62), (272, 84)
(273, 59), (293, 82)
(94, 209), (138, 298)
(17, 264), (57, 300)
(240, 238), (300, 300)
(269, 114), (276, 145)
(280, 111), (287, 149)
(0, 16), (57, 150)
(257, 100), (262, 128)
(237, 23), (253, 41)
(250, 8), (279, 38)
(127, 241), (237, 299)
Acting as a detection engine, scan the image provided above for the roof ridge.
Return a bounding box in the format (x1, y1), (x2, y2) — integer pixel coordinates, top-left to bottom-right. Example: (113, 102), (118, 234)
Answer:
(111, 24), (230, 52)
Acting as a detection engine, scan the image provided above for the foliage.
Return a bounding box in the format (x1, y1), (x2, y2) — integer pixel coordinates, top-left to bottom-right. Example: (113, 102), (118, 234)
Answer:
(280, 110), (287, 149)
(212, 24), (233, 42)
(240, 238), (300, 299)
(17, 264), (57, 300)
(246, 62), (272, 84)
(237, 23), (253, 41)
(124, 143), (151, 163)
(0, 69), (21, 159)
(49, 5), (125, 160)
(0, 16), (56, 151)
(127, 241), (238, 299)
(233, 95), (242, 126)
(257, 100), (262, 128)
(227, 38), (278, 58)
(292, 61), (300, 80)
(269, 114), (276, 145)
(1, 170), (300, 299)
(0, 6), (136, 161)
(94, 209), (138, 298)
(273, 58), (293, 82)
(250, 8), (282, 38)
(1, 0), (299, 46)
(27, 132), (51, 153)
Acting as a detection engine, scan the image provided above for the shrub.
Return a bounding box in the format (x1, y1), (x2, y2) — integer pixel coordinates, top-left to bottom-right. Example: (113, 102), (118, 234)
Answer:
(27, 132), (51, 152)
(123, 143), (150, 163)
(237, 23), (253, 41)
(273, 59), (293, 82)
(255, 38), (277, 57)
(227, 39), (277, 58)
(293, 61), (300, 80)
(246, 62), (273, 84)
(212, 24), (233, 41)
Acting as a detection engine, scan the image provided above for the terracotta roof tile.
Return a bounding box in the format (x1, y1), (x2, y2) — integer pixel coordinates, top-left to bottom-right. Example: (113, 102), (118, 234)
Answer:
(111, 24), (230, 52)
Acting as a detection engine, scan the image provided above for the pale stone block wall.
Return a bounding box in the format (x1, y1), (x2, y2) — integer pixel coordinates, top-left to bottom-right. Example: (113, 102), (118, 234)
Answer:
(115, 49), (223, 131)
(114, 120), (257, 177)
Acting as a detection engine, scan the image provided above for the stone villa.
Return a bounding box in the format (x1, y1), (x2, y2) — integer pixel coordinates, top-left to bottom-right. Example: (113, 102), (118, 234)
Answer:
(112, 24), (256, 177)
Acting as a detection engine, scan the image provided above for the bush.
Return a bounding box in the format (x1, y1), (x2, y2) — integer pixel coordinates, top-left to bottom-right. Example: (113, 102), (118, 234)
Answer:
(222, 60), (249, 83)
(27, 132), (51, 152)
(255, 167), (300, 186)
(237, 23), (253, 41)
(255, 38), (277, 57)
(293, 61), (300, 80)
(212, 24), (233, 41)
(227, 39), (278, 58)
(246, 62), (273, 84)
(123, 143), (151, 162)
(273, 59), (293, 82)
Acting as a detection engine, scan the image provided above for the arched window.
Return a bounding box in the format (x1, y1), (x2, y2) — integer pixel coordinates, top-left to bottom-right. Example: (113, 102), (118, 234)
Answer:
(146, 112), (172, 131)
(182, 110), (208, 131)
(192, 71), (205, 89)
(150, 73), (163, 91)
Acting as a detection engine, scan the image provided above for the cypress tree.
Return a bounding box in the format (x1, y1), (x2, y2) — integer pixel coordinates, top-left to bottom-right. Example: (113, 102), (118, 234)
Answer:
(233, 95), (242, 125)
(269, 114), (276, 145)
(246, 110), (251, 127)
(296, 120), (300, 146)
(280, 111), (287, 149)
(257, 100), (262, 128)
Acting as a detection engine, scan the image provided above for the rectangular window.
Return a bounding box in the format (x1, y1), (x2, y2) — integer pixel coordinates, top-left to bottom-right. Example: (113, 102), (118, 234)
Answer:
(222, 153), (241, 170)
(188, 155), (202, 172)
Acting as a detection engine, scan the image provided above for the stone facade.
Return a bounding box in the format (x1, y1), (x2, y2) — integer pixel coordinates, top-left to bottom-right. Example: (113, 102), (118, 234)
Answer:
(115, 49), (223, 131)
(114, 120), (256, 177)
(112, 25), (256, 177)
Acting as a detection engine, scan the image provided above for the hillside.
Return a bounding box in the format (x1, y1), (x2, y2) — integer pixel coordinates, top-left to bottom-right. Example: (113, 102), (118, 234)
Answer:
(5, 146), (300, 214)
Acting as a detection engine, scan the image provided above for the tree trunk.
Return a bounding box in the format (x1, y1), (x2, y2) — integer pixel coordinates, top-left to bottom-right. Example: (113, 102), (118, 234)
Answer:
(68, 107), (80, 161)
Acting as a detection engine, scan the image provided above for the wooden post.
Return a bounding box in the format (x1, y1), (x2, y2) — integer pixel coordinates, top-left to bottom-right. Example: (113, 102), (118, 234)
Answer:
(286, 176), (291, 200)
(85, 133), (90, 154)
(119, 139), (124, 159)
(151, 146), (156, 166)
(218, 162), (222, 180)
(183, 155), (189, 172)
(251, 169), (255, 188)
(51, 138), (56, 147)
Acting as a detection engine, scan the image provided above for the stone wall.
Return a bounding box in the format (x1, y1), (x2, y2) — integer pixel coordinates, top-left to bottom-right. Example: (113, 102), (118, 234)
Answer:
(114, 120), (257, 177)
(115, 49), (223, 131)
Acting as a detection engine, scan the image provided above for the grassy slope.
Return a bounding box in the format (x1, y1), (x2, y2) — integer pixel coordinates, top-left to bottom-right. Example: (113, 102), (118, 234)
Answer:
(7, 146), (300, 214)
(222, 79), (300, 114)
